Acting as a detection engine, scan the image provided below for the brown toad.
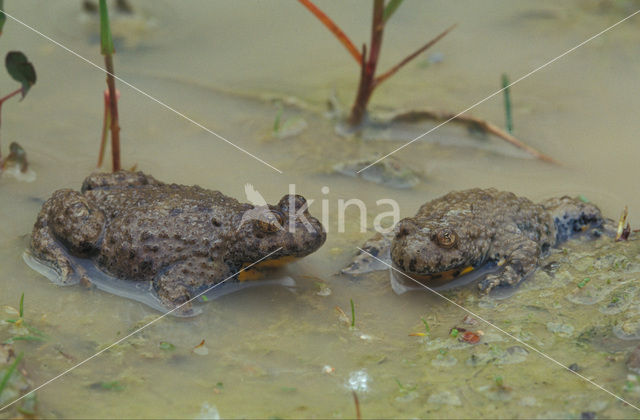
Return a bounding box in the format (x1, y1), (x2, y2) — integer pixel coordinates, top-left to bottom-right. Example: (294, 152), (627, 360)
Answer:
(344, 188), (608, 292)
(28, 171), (326, 310)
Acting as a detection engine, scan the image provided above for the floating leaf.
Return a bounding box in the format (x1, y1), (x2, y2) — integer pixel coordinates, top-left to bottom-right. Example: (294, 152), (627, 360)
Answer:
(159, 341), (175, 351)
(5, 52), (36, 98)
(0, 1), (6, 36)
(99, 0), (114, 55)
(460, 331), (481, 344)
(383, 0), (403, 22)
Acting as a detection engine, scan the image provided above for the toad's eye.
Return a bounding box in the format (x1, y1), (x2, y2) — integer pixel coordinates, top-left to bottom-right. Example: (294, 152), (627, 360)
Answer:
(254, 210), (285, 233)
(278, 194), (307, 214)
(272, 210), (286, 227)
(435, 228), (458, 248)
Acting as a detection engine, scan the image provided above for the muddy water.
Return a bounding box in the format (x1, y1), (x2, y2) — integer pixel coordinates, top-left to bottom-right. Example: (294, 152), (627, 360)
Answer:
(2, 0), (640, 418)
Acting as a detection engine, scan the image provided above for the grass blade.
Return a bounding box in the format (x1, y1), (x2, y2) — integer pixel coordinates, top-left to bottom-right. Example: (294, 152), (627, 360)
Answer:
(350, 298), (355, 328)
(18, 293), (23, 318)
(0, 352), (23, 399)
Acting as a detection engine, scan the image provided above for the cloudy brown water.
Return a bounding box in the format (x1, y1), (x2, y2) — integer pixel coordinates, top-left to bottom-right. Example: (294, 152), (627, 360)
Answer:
(2, 0), (640, 418)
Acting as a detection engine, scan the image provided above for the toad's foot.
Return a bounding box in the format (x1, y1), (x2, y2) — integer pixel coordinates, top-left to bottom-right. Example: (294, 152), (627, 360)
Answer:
(478, 234), (539, 293)
(153, 257), (234, 312)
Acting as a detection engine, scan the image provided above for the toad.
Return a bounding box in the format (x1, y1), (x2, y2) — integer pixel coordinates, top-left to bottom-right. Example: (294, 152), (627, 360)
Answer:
(28, 171), (326, 310)
(344, 188), (609, 292)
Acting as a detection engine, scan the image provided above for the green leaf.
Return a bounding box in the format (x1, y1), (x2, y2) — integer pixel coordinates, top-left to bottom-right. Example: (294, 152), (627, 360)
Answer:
(383, 0), (404, 22)
(99, 0), (114, 55)
(5, 51), (36, 98)
(0, 0), (6, 36)
(19, 293), (24, 318)
(4, 335), (46, 344)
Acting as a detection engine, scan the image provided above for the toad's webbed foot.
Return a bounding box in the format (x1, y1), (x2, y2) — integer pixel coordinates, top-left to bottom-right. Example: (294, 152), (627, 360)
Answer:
(81, 170), (162, 193)
(29, 189), (105, 284)
(478, 235), (539, 293)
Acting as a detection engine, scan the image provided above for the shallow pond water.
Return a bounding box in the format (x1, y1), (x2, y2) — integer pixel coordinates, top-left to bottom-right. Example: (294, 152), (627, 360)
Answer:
(2, 0), (640, 418)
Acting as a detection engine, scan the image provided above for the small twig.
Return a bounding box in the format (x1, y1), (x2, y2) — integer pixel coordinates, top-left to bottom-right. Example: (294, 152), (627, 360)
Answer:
(375, 24), (456, 87)
(391, 109), (558, 163)
(297, 0), (361, 63)
(352, 391), (361, 420)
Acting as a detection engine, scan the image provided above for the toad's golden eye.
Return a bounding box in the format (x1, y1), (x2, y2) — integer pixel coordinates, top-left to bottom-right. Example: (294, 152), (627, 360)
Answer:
(435, 228), (458, 248)
(272, 210), (286, 227)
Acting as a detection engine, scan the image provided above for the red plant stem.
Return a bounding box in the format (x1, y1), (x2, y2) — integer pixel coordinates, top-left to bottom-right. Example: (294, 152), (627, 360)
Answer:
(97, 90), (109, 167)
(104, 54), (121, 172)
(348, 0), (385, 126)
(0, 87), (22, 163)
(298, 0), (361, 63)
(375, 23), (456, 87)
(352, 391), (361, 420)
(0, 87), (22, 104)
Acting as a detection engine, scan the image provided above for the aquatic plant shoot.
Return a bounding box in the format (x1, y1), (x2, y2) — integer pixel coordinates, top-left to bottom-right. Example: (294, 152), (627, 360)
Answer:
(98, 0), (121, 172)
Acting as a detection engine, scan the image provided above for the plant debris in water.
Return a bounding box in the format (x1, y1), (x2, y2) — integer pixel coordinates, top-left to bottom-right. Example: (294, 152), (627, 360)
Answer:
(333, 155), (420, 189)
(615, 205), (631, 241)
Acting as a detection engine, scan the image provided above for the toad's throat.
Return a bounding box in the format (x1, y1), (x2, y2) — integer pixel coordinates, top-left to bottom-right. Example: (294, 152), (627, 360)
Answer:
(238, 256), (299, 281)
(400, 265), (475, 287)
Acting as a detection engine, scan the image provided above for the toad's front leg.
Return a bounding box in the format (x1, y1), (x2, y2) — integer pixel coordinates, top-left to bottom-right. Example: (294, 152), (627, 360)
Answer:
(29, 189), (105, 284)
(478, 234), (539, 293)
(153, 257), (236, 311)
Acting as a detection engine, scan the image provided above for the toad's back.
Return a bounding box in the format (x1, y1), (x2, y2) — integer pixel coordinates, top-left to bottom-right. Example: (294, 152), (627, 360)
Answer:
(415, 188), (557, 246)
